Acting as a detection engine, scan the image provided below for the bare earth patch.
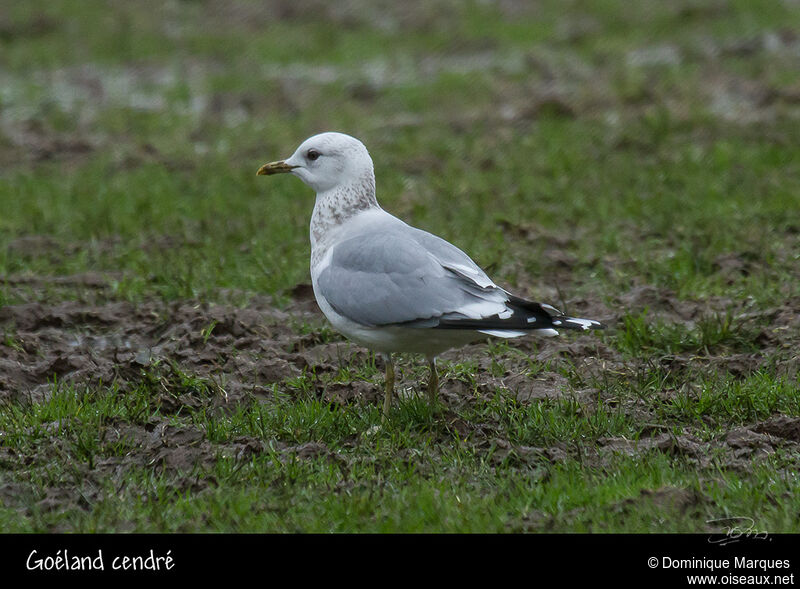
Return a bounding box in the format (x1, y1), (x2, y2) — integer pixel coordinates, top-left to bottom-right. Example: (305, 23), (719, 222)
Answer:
(1, 275), (797, 498)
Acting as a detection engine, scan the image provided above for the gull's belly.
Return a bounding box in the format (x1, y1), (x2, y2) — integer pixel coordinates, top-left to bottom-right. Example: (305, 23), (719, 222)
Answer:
(311, 277), (481, 356)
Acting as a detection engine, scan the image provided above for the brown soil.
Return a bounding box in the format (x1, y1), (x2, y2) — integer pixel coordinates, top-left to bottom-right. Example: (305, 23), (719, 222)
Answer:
(1, 277), (797, 499)
(0, 296), (322, 405)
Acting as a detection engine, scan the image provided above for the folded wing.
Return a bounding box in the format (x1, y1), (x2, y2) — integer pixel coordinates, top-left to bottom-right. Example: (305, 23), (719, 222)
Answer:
(314, 228), (604, 336)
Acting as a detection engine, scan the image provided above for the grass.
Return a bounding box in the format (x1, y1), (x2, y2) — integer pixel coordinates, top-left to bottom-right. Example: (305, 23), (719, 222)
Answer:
(2, 384), (799, 533)
(0, 0), (799, 533)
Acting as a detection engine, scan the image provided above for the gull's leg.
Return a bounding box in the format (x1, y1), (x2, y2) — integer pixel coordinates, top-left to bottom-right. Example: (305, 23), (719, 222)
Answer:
(381, 352), (395, 419)
(426, 356), (438, 405)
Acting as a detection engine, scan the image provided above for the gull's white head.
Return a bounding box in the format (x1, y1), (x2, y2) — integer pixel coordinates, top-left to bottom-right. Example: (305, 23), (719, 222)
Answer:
(257, 132), (374, 194)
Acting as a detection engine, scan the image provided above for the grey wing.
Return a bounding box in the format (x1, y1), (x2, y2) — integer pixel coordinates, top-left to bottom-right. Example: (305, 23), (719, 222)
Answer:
(404, 225), (496, 288)
(315, 231), (509, 327)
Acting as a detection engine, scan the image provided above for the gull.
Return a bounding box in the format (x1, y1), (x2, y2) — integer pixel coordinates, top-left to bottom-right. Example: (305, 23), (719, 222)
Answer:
(257, 132), (604, 417)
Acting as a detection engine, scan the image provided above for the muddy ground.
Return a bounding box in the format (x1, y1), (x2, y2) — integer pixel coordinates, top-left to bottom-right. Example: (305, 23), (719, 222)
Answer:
(1, 0), (799, 532)
(2, 269), (798, 494)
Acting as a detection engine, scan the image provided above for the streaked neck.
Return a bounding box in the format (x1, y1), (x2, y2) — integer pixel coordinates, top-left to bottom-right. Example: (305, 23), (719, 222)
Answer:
(310, 172), (378, 249)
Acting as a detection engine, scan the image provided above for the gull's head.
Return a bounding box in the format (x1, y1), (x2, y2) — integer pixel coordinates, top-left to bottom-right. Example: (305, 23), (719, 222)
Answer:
(257, 132), (374, 193)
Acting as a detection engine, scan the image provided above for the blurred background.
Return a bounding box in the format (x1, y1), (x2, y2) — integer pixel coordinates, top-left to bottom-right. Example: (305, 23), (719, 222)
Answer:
(1, 0), (799, 305)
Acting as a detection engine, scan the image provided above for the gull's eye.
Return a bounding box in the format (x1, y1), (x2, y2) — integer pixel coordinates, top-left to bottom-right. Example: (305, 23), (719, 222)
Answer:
(307, 149), (321, 161)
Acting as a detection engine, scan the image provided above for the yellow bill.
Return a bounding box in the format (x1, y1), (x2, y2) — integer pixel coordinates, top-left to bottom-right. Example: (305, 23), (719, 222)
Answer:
(256, 161), (297, 176)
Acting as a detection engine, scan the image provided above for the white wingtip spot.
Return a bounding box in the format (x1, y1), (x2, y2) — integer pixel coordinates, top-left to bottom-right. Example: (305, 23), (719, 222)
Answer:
(567, 318), (599, 330)
(534, 328), (559, 337)
(479, 329), (526, 338)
